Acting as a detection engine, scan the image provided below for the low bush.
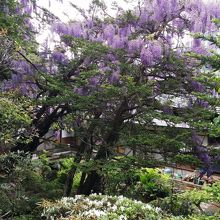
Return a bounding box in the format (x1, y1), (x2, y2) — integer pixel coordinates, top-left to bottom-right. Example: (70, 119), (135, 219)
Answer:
(40, 194), (171, 220)
(0, 152), (63, 219)
(101, 158), (172, 202)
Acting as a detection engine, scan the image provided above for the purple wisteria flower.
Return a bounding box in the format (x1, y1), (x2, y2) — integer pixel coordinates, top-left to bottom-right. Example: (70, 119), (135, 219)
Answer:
(51, 51), (68, 65)
(89, 76), (99, 86)
(128, 39), (144, 54)
(212, 89), (219, 98)
(109, 70), (120, 84)
(52, 22), (69, 35)
(196, 99), (209, 108)
(149, 42), (162, 59)
(111, 35), (127, 49)
(118, 26), (131, 38)
(163, 106), (173, 115)
(23, 5), (32, 14)
(103, 24), (115, 39)
(193, 39), (201, 48)
(84, 19), (94, 29)
(140, 47), (154, 66)
(191, 81), (205, 92)
(12, 60), (33, 75)
(69, 22), (83, 37)
(75, 87), (88, 96)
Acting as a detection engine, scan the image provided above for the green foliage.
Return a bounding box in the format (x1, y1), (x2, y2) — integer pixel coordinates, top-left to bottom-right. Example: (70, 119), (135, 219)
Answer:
(205, 182), (220, 203)
(57, 157), (76, 184)
(138, 168), (172, 201)
(155, 182), (220, 217)
(99, 157), (172, 202)
(185, 215), (220, 220)
(56, 157), (81, 191)
(153, 195), (195, 217)
(101, 157), (140, 198)
(0, 96), (31, 145)
(0, 152), (63, 219)
(173, 155), (202, 167)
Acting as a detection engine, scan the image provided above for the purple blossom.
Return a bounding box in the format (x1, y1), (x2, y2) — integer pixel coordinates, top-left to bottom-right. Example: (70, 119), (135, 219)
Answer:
(111, 35), (127, 49)
(23, 5), (32, 14)
(193, 20), (203, 33)
(109, 71), (120, 84)
(20, 84), (28, 95)
(12, 60), (32, 75)
(139, 8), (150, 24)
(118, 27), (131, 38)
(140, 47), (154, 66)
(191, 81), (205, 92)
(103, 24), (115, 39)
(48, 65), (58, 75)
(128, 39), (144, 54)
(75, 87), (88, 96)
(149, 42), (162, 59)
(11, 74), (23, 84)
(192, 131), (203, 145)
(171, 0), (178, 12)
(212, 89), (219, 98)
(89, 76), (99, 86)
(25, 19), (35, 31)
(193, 39), (201, 48)
(84, 19), (94, 29)
(52, 22), (69, 35)
(192, 46), (209, 55)
(100, 66), (112, 73)
(173, 19), (185, 30)
(153, 0), (170, 22)
(196, 99), (209, 108)
(69, 23), (83, 37)
(51, 51), (68, 65)
(163, 106), (173, 115)
(106, 54), (117, 62)
(19, 0), (29, 5)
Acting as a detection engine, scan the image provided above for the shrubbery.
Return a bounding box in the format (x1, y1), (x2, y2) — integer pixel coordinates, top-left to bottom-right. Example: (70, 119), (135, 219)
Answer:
(101, 157), (171, 202)
(0, 152), (63, 219)
(153, 183), (220, 217)
(40, 194), (220, 220)
(40, 194), (170, 220)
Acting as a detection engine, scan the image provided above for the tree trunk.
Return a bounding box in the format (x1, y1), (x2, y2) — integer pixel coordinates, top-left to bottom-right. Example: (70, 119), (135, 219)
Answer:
(63, 137), (88, 196)
(77, 100), (128, 195)
(77, 145), (108, 195)
(63, 153), (82, 196)
(11, 106), (68, 152)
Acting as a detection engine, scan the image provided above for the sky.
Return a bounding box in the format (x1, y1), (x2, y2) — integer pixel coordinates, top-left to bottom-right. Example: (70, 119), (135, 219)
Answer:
(37, 0), (220, 22)
(37, 0), (131, 22)
(37, 0), (131, 43)
(36, 0), (220, 44)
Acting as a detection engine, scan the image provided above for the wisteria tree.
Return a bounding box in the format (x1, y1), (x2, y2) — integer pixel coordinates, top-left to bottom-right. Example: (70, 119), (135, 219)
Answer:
(188, 19), (220, 179)
(1, 0), (220, 195)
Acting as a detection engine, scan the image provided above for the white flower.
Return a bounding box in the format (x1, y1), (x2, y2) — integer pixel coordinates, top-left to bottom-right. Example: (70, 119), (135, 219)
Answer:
(119, 215), (127, 220)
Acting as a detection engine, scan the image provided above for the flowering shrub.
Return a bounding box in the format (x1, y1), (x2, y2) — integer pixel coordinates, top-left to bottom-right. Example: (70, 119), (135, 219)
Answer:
(40, 194), (172, 220)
